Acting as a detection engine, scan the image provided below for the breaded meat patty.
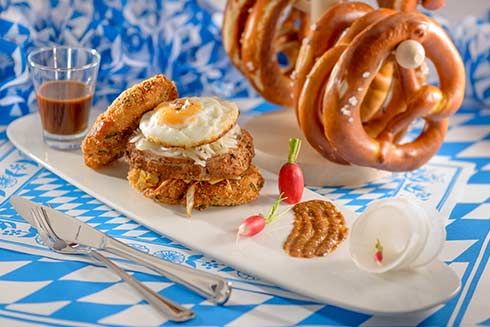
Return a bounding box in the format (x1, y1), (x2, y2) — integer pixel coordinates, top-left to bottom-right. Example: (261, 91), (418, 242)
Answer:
(128, 164), (264, 210)
(126, 129), (255, 181)
(82, 74), (178, 168)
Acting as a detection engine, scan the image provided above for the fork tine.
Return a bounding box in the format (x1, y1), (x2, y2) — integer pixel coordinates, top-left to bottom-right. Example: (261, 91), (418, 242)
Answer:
(38, 206), (62, 240)
(32, 208), (46, 233)
(31, 207), (59, 243)
(32, 206), (68, 252)
(30, 207), (52, 243)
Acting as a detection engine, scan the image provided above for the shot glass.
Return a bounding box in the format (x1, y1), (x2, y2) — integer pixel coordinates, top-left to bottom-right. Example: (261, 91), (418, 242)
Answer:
(27, 46), (100, 150)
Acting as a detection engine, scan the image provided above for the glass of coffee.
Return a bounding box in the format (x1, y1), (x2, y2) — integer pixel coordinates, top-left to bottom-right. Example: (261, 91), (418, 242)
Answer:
(27, 47), (100, 150)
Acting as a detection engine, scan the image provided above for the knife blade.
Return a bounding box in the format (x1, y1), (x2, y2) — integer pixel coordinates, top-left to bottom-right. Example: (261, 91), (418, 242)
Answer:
(10, 195), (231, 304)
(11, 196), (107, 248)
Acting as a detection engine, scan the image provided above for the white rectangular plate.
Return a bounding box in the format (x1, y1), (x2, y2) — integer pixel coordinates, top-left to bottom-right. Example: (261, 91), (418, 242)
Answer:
(7, 113), (460, 315)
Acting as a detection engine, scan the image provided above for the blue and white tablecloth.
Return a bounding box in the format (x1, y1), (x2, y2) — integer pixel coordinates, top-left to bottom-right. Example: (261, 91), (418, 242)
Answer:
(0, 1), (489, 326)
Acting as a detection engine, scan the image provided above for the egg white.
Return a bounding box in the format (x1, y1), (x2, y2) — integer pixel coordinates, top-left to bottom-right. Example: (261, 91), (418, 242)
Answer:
(139, 96), (239, 148)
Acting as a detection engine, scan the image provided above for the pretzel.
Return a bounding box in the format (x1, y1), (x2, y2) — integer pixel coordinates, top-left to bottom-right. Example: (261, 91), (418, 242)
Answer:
(320, 11), (464, 171)
(377, 0), (445, 11)
(294, 2), (374, 110)
(222, 0), (464, 171)
(222, 0), (309, 106)
(222, 0), (255, 74)
(296, 5), (405, 122)
(296, 5), (398, 163)
(274, 9), (307, 74)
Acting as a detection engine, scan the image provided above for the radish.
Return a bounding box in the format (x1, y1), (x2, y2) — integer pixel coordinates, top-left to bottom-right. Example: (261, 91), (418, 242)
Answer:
(374, 239), (384, 264)
(279, 138), (304, 204)
(237, 215), (266, 237)
(237, 194), (288, 237)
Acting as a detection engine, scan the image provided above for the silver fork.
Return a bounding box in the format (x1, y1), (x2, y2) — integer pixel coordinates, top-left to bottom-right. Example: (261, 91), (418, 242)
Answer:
(31, 206), (195, 322)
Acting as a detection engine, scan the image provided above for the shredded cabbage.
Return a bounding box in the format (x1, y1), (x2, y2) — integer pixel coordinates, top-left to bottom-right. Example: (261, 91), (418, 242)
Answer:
(130, 125), (241, 167)
(185, 183), (196, 218)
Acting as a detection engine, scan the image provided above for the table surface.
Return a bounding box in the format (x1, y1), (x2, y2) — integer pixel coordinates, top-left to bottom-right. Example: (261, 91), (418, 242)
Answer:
(0, 97), (489, 327)
(0, 0), (489, 325)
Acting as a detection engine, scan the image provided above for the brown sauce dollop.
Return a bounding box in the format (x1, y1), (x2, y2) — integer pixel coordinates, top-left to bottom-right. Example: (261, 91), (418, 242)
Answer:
(283, 200), (348, 258)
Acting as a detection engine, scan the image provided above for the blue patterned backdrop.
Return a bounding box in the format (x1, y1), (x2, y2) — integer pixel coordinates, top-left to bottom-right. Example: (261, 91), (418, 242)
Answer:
(0, 0), (258, 126)
(1, 0), (489, 129)
(454, 16), (490, 106)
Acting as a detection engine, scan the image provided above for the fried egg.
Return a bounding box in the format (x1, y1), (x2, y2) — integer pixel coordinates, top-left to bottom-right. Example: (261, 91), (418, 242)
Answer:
(139, 96), (239, 148)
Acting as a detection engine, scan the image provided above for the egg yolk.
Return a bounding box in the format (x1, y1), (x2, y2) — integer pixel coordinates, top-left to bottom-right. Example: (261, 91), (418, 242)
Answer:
(156, 99), (202, 126)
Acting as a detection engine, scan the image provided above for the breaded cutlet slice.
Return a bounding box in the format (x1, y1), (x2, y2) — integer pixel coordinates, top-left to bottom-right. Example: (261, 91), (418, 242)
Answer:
(82, 74), (178, 169)
(127, 164), (264, 209)
(126, 129), (255, 181)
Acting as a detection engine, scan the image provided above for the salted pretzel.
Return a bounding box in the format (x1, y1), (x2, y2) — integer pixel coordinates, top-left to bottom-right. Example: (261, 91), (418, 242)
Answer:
(293, 2), (464, 171)
(319, 11), (464, 171)
(222, 0), (309, 106)
(295, 5), (400, 163)
(222, 0), (464, 171)
(377, 0), (445, 11)
(294, 3), (428, 133)
(294, 2), (373, 110)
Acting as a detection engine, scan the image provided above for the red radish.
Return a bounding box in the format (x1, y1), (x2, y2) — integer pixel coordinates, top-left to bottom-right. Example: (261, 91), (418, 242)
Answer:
(279, 138), (304, 204)
(374, 239), (384, 264)
(237, 194), (288, 237)
(237, 215), (266, 237)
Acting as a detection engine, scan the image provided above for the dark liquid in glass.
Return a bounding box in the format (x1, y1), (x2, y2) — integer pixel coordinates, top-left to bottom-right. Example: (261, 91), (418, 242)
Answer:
(37, 80), (92, 135)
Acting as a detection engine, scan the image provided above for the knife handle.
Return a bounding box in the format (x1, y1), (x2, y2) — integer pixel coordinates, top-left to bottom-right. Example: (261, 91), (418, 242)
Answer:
(104, 238), (232, 304)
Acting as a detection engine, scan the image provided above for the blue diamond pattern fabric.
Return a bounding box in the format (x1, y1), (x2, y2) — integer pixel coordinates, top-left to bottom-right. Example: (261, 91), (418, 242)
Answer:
(0, 1), (489, 326)
(0, 103), (488, 326)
